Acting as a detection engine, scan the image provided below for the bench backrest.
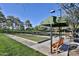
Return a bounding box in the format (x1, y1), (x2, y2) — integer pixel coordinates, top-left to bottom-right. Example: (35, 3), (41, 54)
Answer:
(52, 38), (64, 48)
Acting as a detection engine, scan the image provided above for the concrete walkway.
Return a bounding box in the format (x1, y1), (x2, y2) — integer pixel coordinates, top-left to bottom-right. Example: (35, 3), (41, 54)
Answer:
(5, 34), (37, 47)
(5, 34), (78, 56)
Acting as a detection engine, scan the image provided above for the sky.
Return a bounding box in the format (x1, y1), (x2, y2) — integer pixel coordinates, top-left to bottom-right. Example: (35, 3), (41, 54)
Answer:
(0, 3), (61, 27)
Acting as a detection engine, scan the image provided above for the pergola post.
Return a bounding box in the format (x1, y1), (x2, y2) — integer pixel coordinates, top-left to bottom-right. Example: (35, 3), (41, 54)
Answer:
(50, 24), (53, 53)
(67, 45), (70, 56)
(59, 26), (61, 39)
(59, 8), (62, 39)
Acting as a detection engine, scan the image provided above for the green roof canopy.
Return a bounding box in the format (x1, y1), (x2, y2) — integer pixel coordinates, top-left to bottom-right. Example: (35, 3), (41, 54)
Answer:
(41, 16), (68, 27)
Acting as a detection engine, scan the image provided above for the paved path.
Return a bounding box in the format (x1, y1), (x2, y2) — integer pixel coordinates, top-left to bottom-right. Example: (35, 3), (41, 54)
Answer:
(5, 34), (37, 47)
(5, 34), (79, 56)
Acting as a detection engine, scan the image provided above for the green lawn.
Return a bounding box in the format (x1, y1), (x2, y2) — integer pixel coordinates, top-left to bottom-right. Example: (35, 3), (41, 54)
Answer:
(0, 33), (45, 56)
(12, 33), (49, 42)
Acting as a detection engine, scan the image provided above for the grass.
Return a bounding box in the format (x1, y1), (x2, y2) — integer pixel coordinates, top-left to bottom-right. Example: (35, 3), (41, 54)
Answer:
(0, 33), (45, 56)
(12, 33), (49, 42)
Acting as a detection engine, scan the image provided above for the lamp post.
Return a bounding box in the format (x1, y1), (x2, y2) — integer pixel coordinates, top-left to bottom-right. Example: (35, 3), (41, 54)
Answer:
(49, 10), (55, 53)
(49, 8), (63, 53)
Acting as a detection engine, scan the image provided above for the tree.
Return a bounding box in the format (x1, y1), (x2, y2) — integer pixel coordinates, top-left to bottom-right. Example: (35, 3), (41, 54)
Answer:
(24, 20), (32, 30)
(34, 25), (47, 31)
(6, 16), (15, 30)
(7, 16), (24, 31)
(18, 20), (24, 31)
(0, 9), (6, 29)
(14, 17), (22, 30)
(61, 3), (79, 38)
(61, 3), (79, 29)
(0, 7), (24, 32)
(61, 3), (79, 56)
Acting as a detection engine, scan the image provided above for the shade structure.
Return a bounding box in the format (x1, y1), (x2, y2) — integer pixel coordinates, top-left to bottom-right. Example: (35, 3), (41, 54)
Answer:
(41, 16), (68, 27)
(42, 23), (68, 27)
(41, 16), (69, 54)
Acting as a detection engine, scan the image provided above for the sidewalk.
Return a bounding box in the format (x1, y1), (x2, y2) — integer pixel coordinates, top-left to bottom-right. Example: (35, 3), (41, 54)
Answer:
(5, 34), (37, 47)
(5, 34), (69, 56)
